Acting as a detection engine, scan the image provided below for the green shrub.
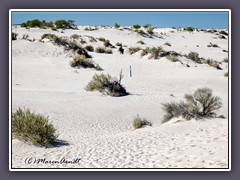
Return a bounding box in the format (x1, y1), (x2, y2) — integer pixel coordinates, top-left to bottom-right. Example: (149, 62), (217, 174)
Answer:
(166, 55), (179, 62)
(184, 27), (195, 32)
(95, 47), (112, 54)
(138, 30), (146, 36)
(128, 47), (142, 55)
(132, 24), (141, 29)
(146, 27), (154, 35)
(41, 33), (58, 41)
(12, 32), (18, 40)
(223, 58), (228, 63)
(188, 51), (200, 63)
(85, 45), (94, 52)
(133, 115), (152, 129)
(12, 108), (57, 147)
(162, 88), (222, 123)
(69, 55), (102, 71)
(143, 24), (152, 29)
(114, 23), (120, 29)
(85, 73), (127, 97)
(148, 46), (164, 59)
(97, 37), (106, 42)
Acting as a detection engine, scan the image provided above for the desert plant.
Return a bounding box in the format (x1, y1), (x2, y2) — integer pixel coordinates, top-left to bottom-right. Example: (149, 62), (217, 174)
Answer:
(103, 40), (111, 47)
(71, 34), (80, 39)
(41, 33), (58, 41)
(184, 27), (194, 32)
(97, 37), (106, 42)
(133, 115), (152, 129)
(148, 46), (164, 59)
(84, 45), (94, 52)
(114, 23), (120, 29)
(132, 24), (141, 29)
(205, 58), (220, 69)
(12, 108), (57, 147)
(166, 55), (179, 62)
(143, 24), (152, 29)
(116, 42), (122, 46)
(146, 27), (154, 35)
(85, 73), (127, 97)
(22, 34), (29, 40)
(12, 32), (18, 40)
(95, 47), (112, 54)
(164, 42), (171, 46)
(69, 54), (95, 68)
(224, 72), (228, 77)
(223, 58), (229, 63)
(128, 47), (142, 55)
(141, 47), (150, 57)
(137, 40), (145, 45)
(138, 29), (147, 36)
(188, 51), (200, 63)
(162, 88), (222, 123)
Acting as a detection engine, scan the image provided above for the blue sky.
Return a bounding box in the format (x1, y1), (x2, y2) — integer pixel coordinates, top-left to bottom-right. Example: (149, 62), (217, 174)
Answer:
(11, 11), (229, 29)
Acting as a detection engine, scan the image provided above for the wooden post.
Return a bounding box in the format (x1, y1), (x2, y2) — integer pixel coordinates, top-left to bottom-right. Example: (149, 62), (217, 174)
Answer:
(130, 65), (132, 77)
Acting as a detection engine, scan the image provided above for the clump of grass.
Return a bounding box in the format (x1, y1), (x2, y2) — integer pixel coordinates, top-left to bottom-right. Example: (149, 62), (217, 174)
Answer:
(148, 46), (164, 59)
(97, 37), (106, 42)
(137, 40), (145, 45)
(141, 47), (150, 57)
(166, 55), (179, 62)
(70, 34), (81, 39)
(103, 40), (111, 47)
(116, 42), (122, 46)
(69, 54), (102, 70)
(146, 27), (154, 35)
(12, 108), (57, 147)
(22, 34), (29, 40)
(133, 115), (152, 130)
(188, 51), (200, 63)
(224, 72), (228, 77)
(205, 58), (221, 69)
(12, 32), (18, 40)
(128, 47), (142, 55)
(223, 58), (229, 63)
(164, 42), (171, 46)
(162, 88), (222, 123)
(95, 47), (112, 54)
(84, 27), (98, 31)
(85, 73), (127, 97)
(184, 27), (195, 32)
(41, 33), (58, 41)
(85, 45), (94, 52)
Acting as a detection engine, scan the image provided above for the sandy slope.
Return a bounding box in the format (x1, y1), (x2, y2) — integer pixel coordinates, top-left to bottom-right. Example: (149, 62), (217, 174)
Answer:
(11, 27), (229, 169)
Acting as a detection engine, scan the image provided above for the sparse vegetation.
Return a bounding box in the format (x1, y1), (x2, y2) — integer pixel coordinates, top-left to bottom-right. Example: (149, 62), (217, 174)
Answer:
(84, 27), (98, 31)
(166, 55), (179, 62)
(128, 47), (142, 55)
(164, 42), (171, 46)
(41, 33), (58, 41)
(95, 47), (112, 54)
(162, 88), (222, 123)
(224, 72), (228, 77)
(205, 58), (221, 69)
(223, 58), (229, 63)
(148, 46), (164, 59)
(84, 45), (94, 52)
(69, 55), (102, 70)
(97, 37), (106, 42)
(12, 108), (57, 147)
(133, 115), (152, 129)
(12, 32), (18, 40)
(132, 24), (141, 30)
(137, 40), (145, 45)
(188, 51), (200, 63)
(85, 73), (127, 97)
(114, 23), (120, 29)
(116, 42), (122, 46)
(22, 34), (29, 40)
(184, 27), (195, 32)
(103, 40), (111, 47)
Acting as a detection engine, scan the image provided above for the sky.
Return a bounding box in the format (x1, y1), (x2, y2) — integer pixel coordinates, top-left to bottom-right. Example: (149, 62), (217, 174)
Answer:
(11, 11), (229, 29)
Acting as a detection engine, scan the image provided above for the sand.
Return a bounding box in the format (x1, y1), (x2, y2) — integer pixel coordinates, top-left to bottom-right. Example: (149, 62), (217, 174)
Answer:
(11, 26), (229, 169)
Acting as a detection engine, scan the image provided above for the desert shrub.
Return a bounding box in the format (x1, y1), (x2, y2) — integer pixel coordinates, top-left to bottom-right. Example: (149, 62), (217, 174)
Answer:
(143, 24), (152, 29)
(95, 47), (112, 54)
(103, 40), (111, 47)
(146, 27), (154, 35)
(132, 24), (141, 29)
(223, 58), (228, 63)
(22, 34), (29, 40)
(188, 51), (200, 63)
(114, 23), (120, 29)
(116, 42), (122, 46)
(97, 37), (106, 42)
(133, 115), (152, 129)
(162, 88), (222, 123)
(164, 42), (171, 46)
(95, 64), (103, 71)
(166, 55), (179, 62)
(128, 47), (142, 55)
(141, 47), (150, 57)
(219, 31), (228, 36)
(51, 27), (57, 31)
(71, 34), (80, 39)
(85, 45), (94, 52)
(41, 33), (58, 41)
(224, 72), (228, 77)
(137, 40), (145, 45)
(12, 108), (57, 147)
(138, 30), (147, 36)
(69, 54), (95, 69)
(184, 27), (194, 32)
(148, 46), (164, 59)
(205, 58), (220, 69)
(12, 32), (18, 40)
(80, 38), (87, 44)
(85, 73), (127, 97)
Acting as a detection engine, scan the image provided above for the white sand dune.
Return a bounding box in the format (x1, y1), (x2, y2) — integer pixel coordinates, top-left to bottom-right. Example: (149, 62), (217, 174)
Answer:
(11, 26), (229, 169)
